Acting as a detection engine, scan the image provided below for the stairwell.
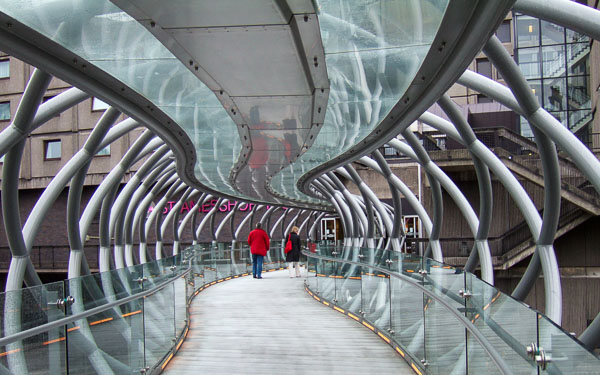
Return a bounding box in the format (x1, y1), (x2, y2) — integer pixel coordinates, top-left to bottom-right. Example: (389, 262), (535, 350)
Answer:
(420, 127), (600, 269)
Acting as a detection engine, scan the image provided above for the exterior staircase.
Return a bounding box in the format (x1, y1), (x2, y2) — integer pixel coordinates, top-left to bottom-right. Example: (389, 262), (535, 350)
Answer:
(392, 127), (600, 269)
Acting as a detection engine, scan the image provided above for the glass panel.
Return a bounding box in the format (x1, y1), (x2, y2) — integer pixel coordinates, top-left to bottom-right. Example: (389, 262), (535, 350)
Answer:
(567, 43), (589, 76)
(568, 110), (592, 131)
(541, 20), (564, 45)
(466, 331), (503, 375)
(542, 45), (565, 78)
(466, 274), (538, 373)
(306, 255), (318, 291)
(317, 258), (336, 302)
(520, 116), (533, 138)
(419, 258), (466, 372)
(476, 58), (492, 79)
(549, 110), (568, 128)
(424, 297), (466, 374)
(337, 263), (362, 313)
(231, 245), (247, 275)
(143, 283), (175, 368)
(96, 144), (110, 156)
(516, 15), (540, 48)
(518, 47), (542, 79)
(271, 0), (449, 202)
(527, 79), (543, 105)
(566, 29), (590, 44)
(0, 59), (9, 78)
(543, 77), (566, 112)
(173, 275), (188, 336)
(212, 243), (231, 278)
(538, 314), (600, 374)
(567, 76), (590, 112)
(495, 20), (511, 43)
(360, 269), (390, 329)
(45, 140), (62, 160)
(390, 277), (425, 362)
(64, 266), (145, 374)
(0, 101), (10, 121)
(92, 97), (109, 111)
(0, 282), (66, 375)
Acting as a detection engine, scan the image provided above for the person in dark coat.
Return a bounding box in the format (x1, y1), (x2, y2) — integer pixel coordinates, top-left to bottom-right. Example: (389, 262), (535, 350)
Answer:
(248, 222), (270, 279)
(285, 226), (302, 278)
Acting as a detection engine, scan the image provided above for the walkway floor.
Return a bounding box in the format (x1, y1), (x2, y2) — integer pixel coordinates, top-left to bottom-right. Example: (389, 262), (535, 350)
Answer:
(163, 269), (412, 374)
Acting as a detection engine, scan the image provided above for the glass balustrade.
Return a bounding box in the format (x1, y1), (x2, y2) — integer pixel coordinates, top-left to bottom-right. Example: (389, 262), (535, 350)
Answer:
(304, 244), (600, 374)
(1, 242), (597, 374)
(0, 242), (287, 374)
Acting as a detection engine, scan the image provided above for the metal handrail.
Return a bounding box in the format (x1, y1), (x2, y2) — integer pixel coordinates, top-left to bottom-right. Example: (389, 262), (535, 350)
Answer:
(0, 266), (191, 347)
(303, 249), (515, 375)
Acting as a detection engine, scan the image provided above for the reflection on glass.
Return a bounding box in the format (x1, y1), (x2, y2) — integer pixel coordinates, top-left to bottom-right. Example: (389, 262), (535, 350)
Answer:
(272, 0), (449, 201)
(538, 314), (600, 374)
(518, 48), (541, 79)
(541, 20), (564, 46)
(543, 77), (566, 111)
(541, 45), (565, 78)
(516, 15), (539, 48)
(526, 79), (542, 105)
(567, 76), (591, 111)
(567, 28), (590, 44)
(495, 20), (511, 43)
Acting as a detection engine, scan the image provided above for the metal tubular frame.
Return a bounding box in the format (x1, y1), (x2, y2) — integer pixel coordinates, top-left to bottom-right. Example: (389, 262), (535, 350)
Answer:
(483, 36), (562, 323)
(437, 95), (494, 276)
(0, 0), (599, 365)
(402, 129), (444, 261)
(387, 138), (493, 284)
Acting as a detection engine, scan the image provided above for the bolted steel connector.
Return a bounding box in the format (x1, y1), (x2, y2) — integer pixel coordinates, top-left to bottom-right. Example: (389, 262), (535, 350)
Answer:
(55, 296), (75, 309)
(139, 366), (150, 374)
(526, 342), (538, 359)
(418, 269), (428, 276)
(535, 350), (551, 370)
(385, 259), (393, 264)
(421, 359), (429, 367)
(526, 343), (551, 369)
(458, 289), (473, 299)
(136, 276), (148, 284)
(169, 265), (177, 271)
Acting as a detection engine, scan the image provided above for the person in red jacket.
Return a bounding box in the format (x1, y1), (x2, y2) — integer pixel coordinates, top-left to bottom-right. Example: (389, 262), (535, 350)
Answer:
(248, 222), (270, 279)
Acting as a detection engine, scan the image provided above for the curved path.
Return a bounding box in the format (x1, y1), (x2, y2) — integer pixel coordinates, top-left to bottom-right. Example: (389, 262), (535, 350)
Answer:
(164, 270), (412, 374)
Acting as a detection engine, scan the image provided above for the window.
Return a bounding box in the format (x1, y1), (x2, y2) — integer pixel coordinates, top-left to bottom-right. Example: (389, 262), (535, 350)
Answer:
(516, 15), (539, 48)
(96, 144), (110, 156)
(383, 146), (397, 157)
(476, 58), (492, 79)
(477, 94), (493, 104)
(0, 101), (9, 121)
(495, 21), (511, 43)
(44, 140), (61, 160)
(92, 97), (109, 111)
(0, 59), (9, 79)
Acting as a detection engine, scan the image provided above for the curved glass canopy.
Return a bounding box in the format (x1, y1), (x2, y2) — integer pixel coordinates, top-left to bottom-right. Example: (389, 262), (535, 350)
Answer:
(272, 0), (448, 200)
(0, 0), (447, 209)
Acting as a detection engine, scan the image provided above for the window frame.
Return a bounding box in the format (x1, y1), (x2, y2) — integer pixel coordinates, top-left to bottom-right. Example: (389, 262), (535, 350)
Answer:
(0, 101), (10, 121)
(95, 144), (111, 157)
(44, 139), (62, 161)
(0, 59), (9, 79)
(91, 97), (110, 112)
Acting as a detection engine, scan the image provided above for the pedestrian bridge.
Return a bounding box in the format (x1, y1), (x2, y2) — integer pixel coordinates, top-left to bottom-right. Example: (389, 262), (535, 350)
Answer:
(0, 244), (597, 375)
